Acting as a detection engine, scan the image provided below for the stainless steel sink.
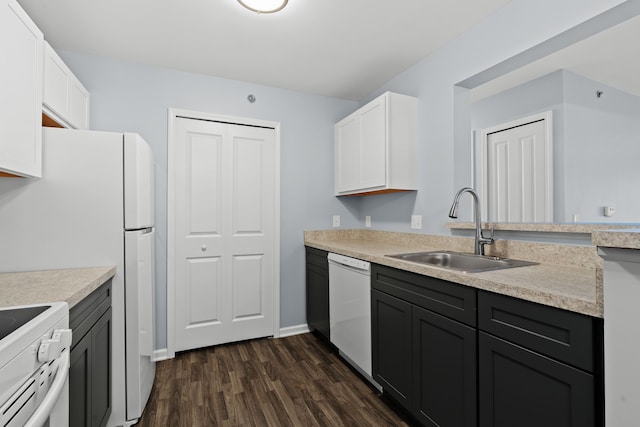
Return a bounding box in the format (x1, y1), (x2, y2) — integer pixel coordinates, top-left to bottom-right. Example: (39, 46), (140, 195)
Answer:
(386, 250), (537, 273)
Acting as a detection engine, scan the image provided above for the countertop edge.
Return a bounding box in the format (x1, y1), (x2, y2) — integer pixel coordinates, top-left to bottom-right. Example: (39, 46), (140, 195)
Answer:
(66, 267), (117, 308)
(593, 228), (640, 250)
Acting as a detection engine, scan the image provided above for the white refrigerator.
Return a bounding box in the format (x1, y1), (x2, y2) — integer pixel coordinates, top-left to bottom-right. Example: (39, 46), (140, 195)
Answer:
(0, 127), (156, 426)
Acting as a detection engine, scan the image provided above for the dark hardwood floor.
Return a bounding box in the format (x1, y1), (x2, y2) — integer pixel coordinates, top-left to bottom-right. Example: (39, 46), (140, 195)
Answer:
(137, 332), (413, 426)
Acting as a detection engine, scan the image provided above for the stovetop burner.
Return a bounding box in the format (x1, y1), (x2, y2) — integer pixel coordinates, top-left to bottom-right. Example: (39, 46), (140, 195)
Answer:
(0, 306), (50, 341)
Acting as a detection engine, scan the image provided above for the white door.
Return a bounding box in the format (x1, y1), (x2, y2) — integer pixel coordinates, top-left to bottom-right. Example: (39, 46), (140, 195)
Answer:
(172, 116), (277, 352)
(482, 113), (553, 222)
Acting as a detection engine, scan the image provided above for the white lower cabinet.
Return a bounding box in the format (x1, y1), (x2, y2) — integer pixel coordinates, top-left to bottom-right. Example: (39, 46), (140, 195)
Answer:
(0, 0), (43, 177)
(334, 91), (417, 196)
(43, 41), (90, 130)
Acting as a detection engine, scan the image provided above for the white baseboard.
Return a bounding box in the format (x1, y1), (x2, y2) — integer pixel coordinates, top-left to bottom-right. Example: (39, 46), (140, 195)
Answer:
(152, 348), (171, 362)
(278, 323), (310, 338)
(154, 325), (310, 360)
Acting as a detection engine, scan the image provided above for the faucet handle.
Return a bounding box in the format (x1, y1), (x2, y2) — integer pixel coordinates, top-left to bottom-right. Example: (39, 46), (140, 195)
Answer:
(481, 227), (495, 244)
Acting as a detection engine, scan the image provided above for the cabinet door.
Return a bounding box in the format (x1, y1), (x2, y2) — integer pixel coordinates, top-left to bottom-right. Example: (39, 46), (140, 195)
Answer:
(306, 247), (329, 340)
(0, 0), (43, 177)
(70, 330), (92, 427)
(478, 332), (595, 427)
(68, 78), (90, 129)
(43, 41), (90, 130)
(306, 261), (330, 340)
(413, 306), (477, 427)
(43, 42), (69, 122)
(91, 308), (112, 427)
(358, 95), (386, 189)
(334, 96), (386, 194)
(371, 289), (412, 409)
(335, 114), (361, 193)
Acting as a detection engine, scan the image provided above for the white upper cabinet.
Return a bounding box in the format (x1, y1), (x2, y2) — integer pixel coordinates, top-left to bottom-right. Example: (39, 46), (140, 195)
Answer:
(43, 41), (90, 130)
(0, 0), (43, 177)
(334, 91), (418, 196)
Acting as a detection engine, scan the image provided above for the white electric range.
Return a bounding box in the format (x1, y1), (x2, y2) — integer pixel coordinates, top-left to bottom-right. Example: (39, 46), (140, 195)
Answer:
(0, 302), (71, 427)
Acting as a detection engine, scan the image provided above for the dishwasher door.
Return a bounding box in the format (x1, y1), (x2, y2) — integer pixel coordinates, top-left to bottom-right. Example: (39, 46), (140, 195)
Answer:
(328, 253), (374, 379)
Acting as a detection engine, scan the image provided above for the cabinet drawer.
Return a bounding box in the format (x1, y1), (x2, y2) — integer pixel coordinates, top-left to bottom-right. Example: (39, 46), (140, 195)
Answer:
(478, 291), (595, 372)
(305, 246), (328, 269)
(70, 280), (112, 348)
(372, 264), (477, 326)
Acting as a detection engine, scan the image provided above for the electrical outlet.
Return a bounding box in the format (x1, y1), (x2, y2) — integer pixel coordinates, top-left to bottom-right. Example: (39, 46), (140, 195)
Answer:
(332, 215), (340, 227)
(604, 206), (615, 217)
(411, 214), (422, 230)
(365, 216), (371, 228)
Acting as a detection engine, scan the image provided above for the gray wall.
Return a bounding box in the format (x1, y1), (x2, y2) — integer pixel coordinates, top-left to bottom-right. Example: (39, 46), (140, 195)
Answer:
(60, 0), (627, 350)
(60, 52), (358, 348)
(356, 0), (626, 229)
(470, 70), (565, 221)
(563, 71), (640, 222)
(467, 69), (640, 223)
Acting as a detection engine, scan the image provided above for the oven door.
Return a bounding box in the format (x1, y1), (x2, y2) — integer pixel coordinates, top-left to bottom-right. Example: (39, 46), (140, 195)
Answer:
(1, 348), (70, 427)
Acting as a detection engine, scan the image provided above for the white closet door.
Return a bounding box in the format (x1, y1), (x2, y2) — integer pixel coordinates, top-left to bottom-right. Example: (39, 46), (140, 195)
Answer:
(484, 116), (552, 222)
(173, 117), (276, 352)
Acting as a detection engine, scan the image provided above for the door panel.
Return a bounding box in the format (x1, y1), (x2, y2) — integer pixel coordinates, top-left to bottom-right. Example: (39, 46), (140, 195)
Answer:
(359, 98), (386, 188)
(185, 257), (221, 326)
(187, 132), (222, 233)
(335, 116), (360, 192)
(234, 138), (264, 232)
(174, 117), (276, 352)
(232, 254), (264, 319)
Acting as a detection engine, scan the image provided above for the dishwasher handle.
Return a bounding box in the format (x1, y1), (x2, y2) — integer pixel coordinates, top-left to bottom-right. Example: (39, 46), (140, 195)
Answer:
(328, 253), (370, 272)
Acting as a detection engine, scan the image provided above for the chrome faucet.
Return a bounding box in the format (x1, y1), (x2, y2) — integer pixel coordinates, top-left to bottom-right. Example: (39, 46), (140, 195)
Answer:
(448, 187), (494, 255)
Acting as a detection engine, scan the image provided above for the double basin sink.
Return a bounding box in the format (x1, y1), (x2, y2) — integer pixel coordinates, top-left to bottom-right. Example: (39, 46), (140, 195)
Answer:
(386, 250), (537, 273)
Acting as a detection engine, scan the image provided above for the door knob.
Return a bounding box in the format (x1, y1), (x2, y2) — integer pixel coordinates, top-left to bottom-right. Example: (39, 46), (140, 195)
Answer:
(201, 245), (207, 251)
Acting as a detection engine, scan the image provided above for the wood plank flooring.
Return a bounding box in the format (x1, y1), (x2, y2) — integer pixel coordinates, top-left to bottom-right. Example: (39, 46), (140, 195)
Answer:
(137, 332), (413, 426)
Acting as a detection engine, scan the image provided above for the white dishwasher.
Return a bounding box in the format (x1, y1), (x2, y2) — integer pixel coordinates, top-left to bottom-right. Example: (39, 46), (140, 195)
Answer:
(328, 253), (380, 389)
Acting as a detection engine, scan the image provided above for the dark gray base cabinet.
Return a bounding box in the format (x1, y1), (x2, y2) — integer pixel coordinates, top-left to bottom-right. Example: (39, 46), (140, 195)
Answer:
(478, 291), (602, 427)
(70, 279), (112, 427)
(371, 264), (604, 427)
(371, 290), (412, 407)
(305, 247), (330, 341)
(372, 264), (477, 427)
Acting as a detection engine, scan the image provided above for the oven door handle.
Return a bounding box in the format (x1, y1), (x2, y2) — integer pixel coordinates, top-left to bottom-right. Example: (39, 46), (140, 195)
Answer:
(24, 349), (70, 427)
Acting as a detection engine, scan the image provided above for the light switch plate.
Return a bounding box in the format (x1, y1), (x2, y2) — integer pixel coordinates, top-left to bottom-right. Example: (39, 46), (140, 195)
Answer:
(365, 216), (371, 228)
(333, 215), (340, 227)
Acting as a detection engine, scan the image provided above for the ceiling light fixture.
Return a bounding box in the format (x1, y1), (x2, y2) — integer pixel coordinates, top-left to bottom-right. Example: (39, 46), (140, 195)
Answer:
(237, 0), (288, 14)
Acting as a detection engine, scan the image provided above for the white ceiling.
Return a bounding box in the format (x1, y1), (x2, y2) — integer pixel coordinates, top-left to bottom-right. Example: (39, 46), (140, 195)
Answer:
(17, 0), (511, 101)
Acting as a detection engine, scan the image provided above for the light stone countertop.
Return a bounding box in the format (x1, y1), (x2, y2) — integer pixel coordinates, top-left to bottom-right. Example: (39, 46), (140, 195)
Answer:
(0, 267), (116, 309)
(593, 229), (640, 250)
(305, 230), (602, 318)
